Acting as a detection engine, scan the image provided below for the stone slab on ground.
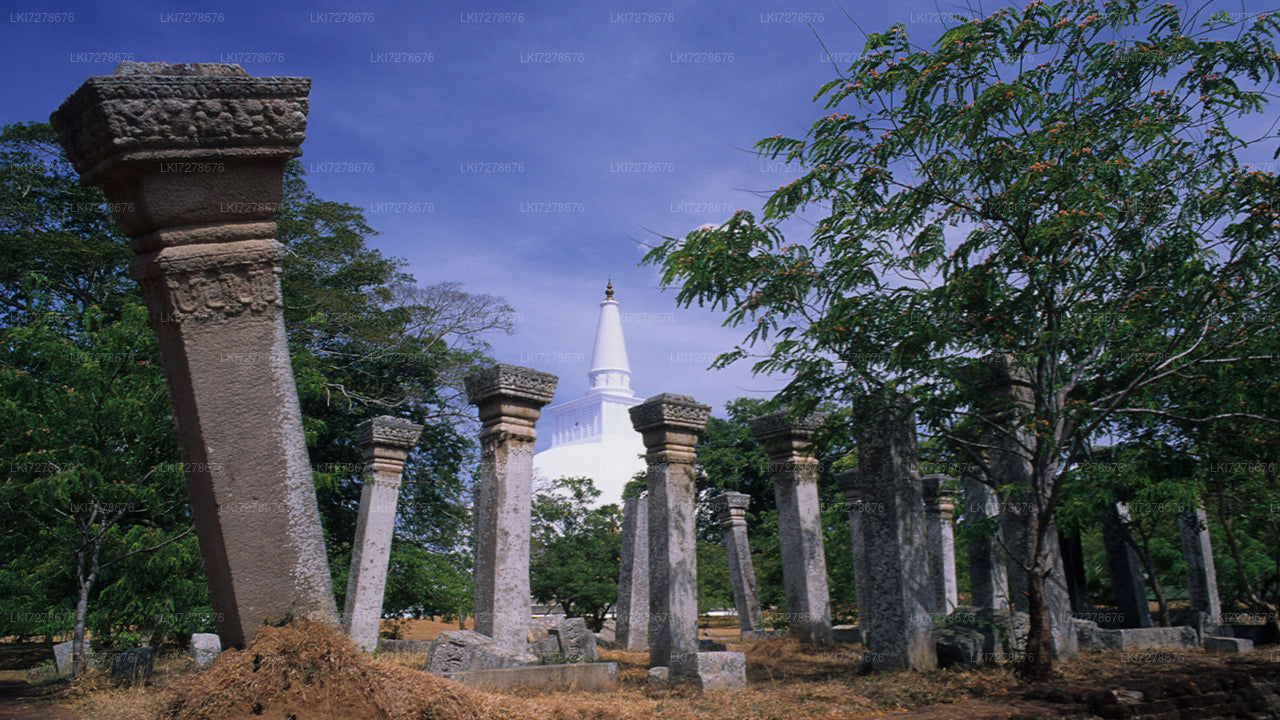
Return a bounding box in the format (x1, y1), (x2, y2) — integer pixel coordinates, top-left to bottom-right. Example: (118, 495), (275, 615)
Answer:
(109, 647), (154, 684)
(647, 666), (669, 688)
(832, 625), (862, 644)
(188, 633), (221, 669)
(440, 662), (617, 692)
(550, 618), (599, 663)
(1204, 636), (1254, 653)
(426, 630), (537, 674)
(1076, 624), (1197, 652)
(51, 641), (89, 677)
(694, 651), (747, 690)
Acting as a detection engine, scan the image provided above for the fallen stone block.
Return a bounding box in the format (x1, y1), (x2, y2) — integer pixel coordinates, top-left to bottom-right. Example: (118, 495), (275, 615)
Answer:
(1204, 635), (1253, 653)
(426, 630), (536, 674)
(698, 638), (727, 652)
(551, 617), (599, 662)
(1116, 625), (1198, 651)
(934, 625), (985, 668)
(647, 666), (669, 688)
(527, 614), (567, 643)
(189, 633), (221, 669)
(693, 651), (747, 690)
(441, 662), (617, 692)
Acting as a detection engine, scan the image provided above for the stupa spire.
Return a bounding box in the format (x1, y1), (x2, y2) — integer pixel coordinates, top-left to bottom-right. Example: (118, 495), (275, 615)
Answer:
(587, 280), (633, 397)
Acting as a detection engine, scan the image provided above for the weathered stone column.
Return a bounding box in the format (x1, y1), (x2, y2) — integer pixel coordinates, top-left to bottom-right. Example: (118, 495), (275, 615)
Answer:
(343, 416), (422, 651)
(465, 364), (558, 651)
(835, 469), (873, 639)
(855, 393), (935, 671)
(964, 471), (1010, 658)
(923, 475), (959, 614)
(712, 491), (764, 635)
(983, 355), (1078, 658)
(50, 62), (335, 648)
(616, 494), (650, 651)
(749, 410), (832, 646)
(1178, 504), (1221, 631)
(1101, 503), (1152, 628)
(630, 394), (709, 680)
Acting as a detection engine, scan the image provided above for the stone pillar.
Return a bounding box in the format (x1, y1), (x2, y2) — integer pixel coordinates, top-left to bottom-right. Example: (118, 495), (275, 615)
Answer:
(464, 364), (558, 651)
(922, 475), (959, 614)
(50, 62), (335, 648)
(749, 410), (832, 646)
(964, 472), (1011, 658)
(616, 494), (649, 651)
(983, 356), (1077, 657)
(855, 394), (935, 671)
(1058, 529), (1092, 615)
(343, 416), (422, 651)
(629, 394), (709, 681)
(835, 470), (873, 638)
(712, 491), (764, 634)
(1100, 503), (1152, 628)
(1179, 504), (1221, 630)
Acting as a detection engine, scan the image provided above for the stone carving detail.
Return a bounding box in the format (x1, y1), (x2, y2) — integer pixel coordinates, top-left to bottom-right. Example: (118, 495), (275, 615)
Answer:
(50, 62), (309, 183)
(628, 393), (711, 430)
(747, 409), (828, 439)
(464, 363), (558, 405)
(358, 415), (423, 448)
(136, 260), (281, 322)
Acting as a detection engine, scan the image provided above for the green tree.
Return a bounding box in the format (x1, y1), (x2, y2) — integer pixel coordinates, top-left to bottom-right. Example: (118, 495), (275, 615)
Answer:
(645, 2), (1280, 678)
(0, 290), (197, 676)
(530, 476), (622, 630)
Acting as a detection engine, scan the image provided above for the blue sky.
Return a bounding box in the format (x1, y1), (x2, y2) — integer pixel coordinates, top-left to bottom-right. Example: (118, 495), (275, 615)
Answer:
(3, 0), (1271, 449)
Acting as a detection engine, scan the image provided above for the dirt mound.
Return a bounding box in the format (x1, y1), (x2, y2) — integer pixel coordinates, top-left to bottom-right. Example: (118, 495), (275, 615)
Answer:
(158, 620), (494, 720)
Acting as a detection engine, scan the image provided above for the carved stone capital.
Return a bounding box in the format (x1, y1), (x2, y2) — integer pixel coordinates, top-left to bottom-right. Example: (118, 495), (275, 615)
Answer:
(358, 415), (423, 450)
(629, 393), (709, 454)
(132, 239), (284, 324)
(464, 364), (558, 407)
(710, 491), (750, 526)
(50, 63), (310, 243)
(465, 364), (557, 445)
(748, 409), (827, 443)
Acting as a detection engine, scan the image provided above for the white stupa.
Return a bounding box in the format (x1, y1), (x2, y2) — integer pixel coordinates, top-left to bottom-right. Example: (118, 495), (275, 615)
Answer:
(532, 281), (646, 507)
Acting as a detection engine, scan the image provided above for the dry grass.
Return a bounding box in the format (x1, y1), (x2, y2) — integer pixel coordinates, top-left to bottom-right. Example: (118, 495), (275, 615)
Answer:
(45, 623), (1279, 720)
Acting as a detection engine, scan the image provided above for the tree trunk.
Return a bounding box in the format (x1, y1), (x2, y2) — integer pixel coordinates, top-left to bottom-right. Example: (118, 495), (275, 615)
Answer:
(1019, 563), (1054, 681)
(72, 537), (104, 678)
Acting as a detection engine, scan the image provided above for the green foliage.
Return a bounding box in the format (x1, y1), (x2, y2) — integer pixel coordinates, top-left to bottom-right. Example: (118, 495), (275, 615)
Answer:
(530, 477), (622, 630)
(697, 539), (733, 616)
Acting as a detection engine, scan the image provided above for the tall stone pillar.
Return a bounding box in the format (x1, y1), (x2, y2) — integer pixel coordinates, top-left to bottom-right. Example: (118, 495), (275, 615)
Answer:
(712, 491), (764, 634)
(923, 475), (959, 614)
(1101, 503), (1152, 628)
(629, 394), (709, 680)
(616, 494), (649, 651)
(1179, 504), (1221, 631)
(855, 394), (935, 671)
(50, 62), (335, 648)
(984, 356), (1078, 657)
(749, 410), (832, 646)
(343, 416), (422, 651)
(1058, 529), (1092, 615)
(964, 472), (1010, 658)
(835, 470), (873, 638)
(464, 364), (558, 651)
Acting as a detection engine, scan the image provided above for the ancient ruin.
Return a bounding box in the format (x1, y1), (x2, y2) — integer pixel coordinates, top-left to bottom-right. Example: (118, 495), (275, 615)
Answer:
(51, 62), (336, 647)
